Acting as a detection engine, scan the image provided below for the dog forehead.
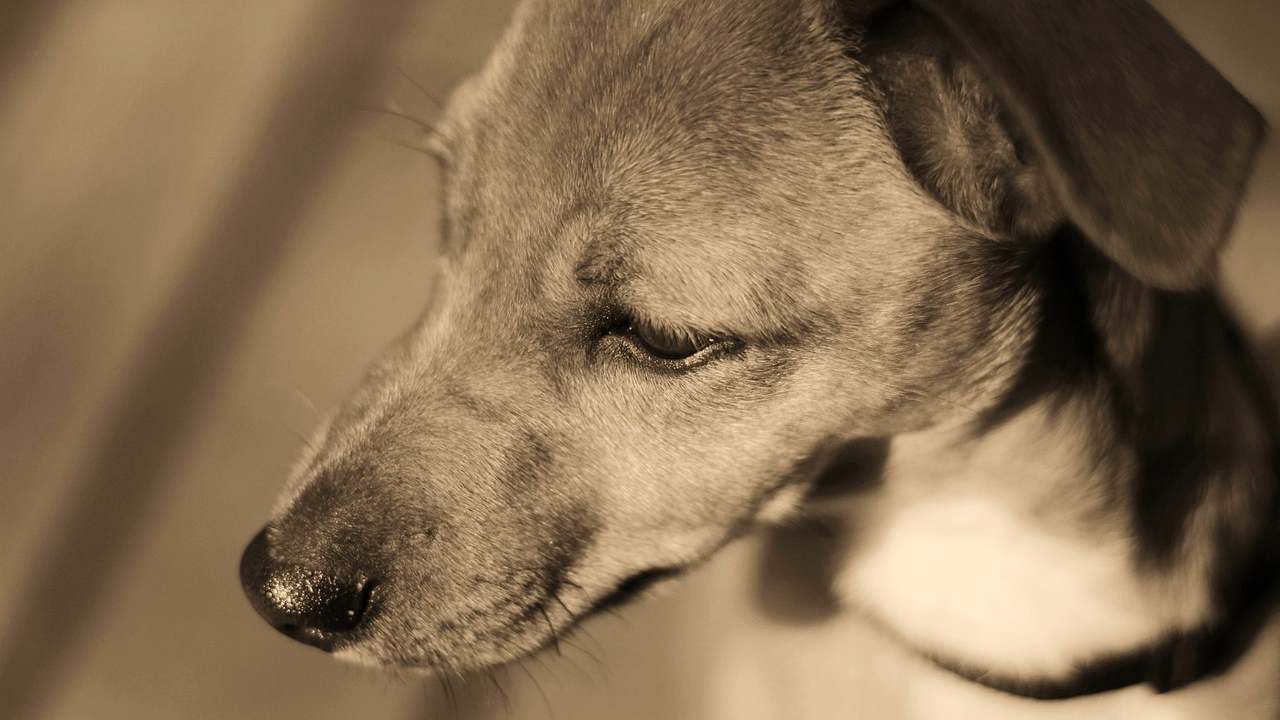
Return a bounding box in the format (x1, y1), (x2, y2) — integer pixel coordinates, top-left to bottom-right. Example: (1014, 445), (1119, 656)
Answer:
(433, 0), (916, 322)
(441, 0), (888, 220)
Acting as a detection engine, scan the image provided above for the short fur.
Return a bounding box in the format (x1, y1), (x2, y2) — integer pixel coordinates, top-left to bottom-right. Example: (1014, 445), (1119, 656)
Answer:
(242, 0), (1276, 715)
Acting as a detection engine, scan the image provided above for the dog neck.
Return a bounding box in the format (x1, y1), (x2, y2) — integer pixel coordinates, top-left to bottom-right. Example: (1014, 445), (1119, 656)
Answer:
(828, 240), (1280, 700)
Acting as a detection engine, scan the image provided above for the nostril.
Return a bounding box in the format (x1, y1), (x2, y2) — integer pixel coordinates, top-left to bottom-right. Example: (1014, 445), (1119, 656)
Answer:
(239, 527), (377, 652)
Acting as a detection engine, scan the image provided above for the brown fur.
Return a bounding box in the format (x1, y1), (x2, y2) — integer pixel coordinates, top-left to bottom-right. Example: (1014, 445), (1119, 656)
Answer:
(242, 0), (1275, 704)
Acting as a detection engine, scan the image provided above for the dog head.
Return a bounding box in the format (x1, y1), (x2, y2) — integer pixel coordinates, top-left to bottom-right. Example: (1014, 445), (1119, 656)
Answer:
(240, 0), (1263, 671)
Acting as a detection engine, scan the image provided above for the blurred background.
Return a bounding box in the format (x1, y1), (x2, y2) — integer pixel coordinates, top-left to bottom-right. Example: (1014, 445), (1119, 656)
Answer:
(0, 1), (1276, 719)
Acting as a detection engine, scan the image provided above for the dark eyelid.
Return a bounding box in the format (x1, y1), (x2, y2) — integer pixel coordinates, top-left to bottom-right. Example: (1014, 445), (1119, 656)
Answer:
(595, 309), (741, 373)
(606, 335), (732, 374)
(628, 320), (707, 360)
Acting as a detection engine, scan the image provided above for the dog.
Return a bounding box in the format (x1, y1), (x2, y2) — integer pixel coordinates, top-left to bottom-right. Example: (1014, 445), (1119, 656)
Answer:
(239, 0), (1278, 716)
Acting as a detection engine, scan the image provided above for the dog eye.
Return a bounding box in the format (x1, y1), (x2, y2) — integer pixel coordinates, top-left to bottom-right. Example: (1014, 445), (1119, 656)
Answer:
(607, 316), (737, 373)
(628, 320), (715, 360)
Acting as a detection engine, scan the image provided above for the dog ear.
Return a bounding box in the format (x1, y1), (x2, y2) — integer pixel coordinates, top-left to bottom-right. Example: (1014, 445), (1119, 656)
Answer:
(858, 0), (1266, 289)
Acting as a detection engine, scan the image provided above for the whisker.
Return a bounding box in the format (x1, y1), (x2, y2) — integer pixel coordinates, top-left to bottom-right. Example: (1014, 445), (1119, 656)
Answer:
(396, 63), (444, 108)
(529, 653), (564, 692)
(515, 659), (555, 720)
(353, 104), (436, 133)
(558, 637), (606, 685)
(562, 634), (605, 669)
(437, 673), (457, 715)
(549, 591), (574, 622)
(288, 427), (315, 452)
(419, 678), (435, 717)
(292, 388), (320, 416)
(487, 670), (511, 718)
(572, 625), (608, 664)
(557, 578), (585, 592)
(355, 131), (448, 166)
(539, 605), (561, 655)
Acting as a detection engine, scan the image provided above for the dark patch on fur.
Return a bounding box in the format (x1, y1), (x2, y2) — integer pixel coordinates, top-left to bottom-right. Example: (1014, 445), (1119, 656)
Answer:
(971, 230), (1100, 436)
(979, 226), (1280, 629)
(869, 235), (1043, 430)
(499, 430), (556, 493)
(443, 381), (505, 421)
(1123, 294), (1219, 567)
(1068, 239), (1277, 574)
(574, 238), (627, 287)
(1190, 314), (1280, 651)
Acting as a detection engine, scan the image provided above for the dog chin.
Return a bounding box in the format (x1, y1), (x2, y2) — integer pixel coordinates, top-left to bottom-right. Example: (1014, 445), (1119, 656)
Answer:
(332, 566), (687, 674)
(332, 646), (406, 670)
(333, 641), (535, 675)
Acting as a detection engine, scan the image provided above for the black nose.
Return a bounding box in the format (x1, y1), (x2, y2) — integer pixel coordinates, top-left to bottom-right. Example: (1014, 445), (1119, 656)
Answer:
(239, 528), (375, 652)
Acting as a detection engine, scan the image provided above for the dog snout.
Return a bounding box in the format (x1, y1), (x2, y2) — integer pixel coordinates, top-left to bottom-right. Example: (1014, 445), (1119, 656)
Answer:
(238, 527), (376, 652)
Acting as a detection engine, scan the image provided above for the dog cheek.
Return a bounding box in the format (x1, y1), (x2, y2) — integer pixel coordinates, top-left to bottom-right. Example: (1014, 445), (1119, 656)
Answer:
(582, 425), (815, 567)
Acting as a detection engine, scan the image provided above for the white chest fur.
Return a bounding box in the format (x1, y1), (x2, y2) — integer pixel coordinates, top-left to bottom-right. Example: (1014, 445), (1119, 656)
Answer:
(837, 493), (1167, 679)
(831, 407), (1196, 682)
(696, 535), (1280, 720)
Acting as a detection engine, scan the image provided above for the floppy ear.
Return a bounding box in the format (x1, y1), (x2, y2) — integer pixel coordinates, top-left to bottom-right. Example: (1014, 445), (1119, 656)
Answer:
(858, 0), (1266, 289)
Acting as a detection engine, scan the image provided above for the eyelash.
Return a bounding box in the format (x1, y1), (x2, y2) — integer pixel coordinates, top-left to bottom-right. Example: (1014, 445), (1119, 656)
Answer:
(606, 314), (737, 372)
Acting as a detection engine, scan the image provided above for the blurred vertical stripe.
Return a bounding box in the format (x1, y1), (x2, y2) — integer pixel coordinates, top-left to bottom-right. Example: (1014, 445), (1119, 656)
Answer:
(0, 2), (418, 718)
(0, 1), (61, 101)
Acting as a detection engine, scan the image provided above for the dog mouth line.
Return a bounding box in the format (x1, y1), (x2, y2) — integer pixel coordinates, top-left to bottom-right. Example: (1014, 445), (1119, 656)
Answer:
(523, 565), (684, 655)
(583, 566), (682, 617)
(381, 566), (684, 669)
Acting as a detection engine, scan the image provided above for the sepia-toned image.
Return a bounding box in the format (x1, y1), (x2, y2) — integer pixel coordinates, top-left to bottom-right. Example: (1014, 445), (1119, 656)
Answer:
(2, 1), (1279, 718)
